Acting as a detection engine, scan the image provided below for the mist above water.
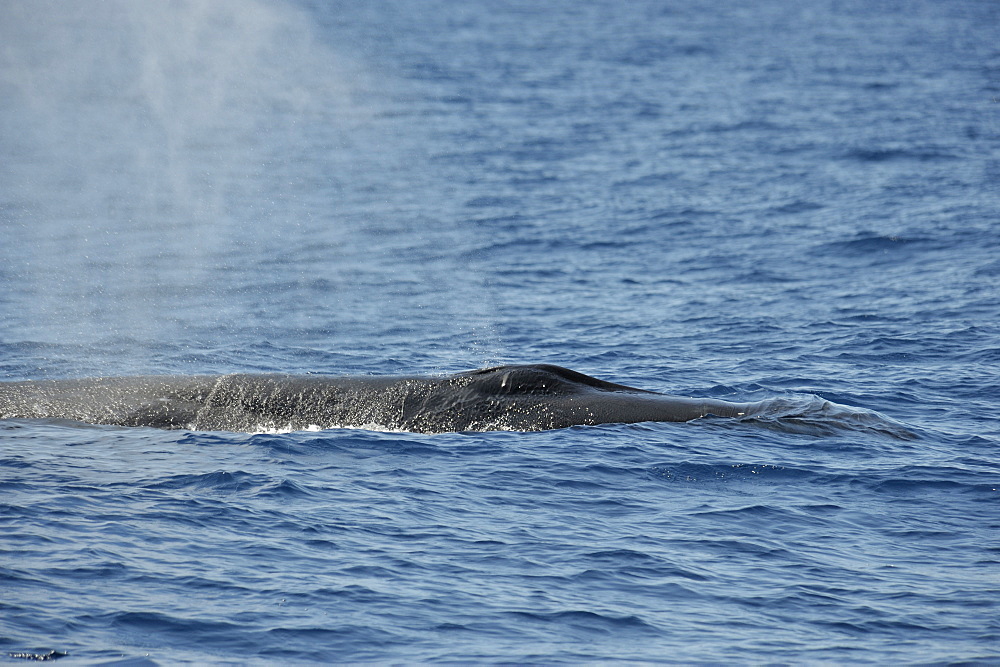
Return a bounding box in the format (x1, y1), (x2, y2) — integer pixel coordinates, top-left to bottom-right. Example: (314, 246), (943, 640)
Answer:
(0, 1), (371, 363)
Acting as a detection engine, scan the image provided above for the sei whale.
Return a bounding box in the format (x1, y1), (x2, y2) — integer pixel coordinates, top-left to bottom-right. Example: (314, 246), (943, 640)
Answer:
(0, 364), (765, 433)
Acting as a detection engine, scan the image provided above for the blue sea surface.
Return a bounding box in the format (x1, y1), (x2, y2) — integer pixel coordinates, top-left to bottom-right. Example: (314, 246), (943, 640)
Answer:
(1, 0), (999, 663)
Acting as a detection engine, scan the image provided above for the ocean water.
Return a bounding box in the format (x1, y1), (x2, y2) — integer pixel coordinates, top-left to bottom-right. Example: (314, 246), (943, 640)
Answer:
(1, 0), (998, 663)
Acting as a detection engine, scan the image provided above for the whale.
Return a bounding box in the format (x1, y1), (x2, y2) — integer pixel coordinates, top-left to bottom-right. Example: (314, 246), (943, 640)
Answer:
(0, 364), (766, 433)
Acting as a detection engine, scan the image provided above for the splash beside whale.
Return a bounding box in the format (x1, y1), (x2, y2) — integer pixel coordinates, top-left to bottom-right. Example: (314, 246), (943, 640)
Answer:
(0, 364), (767, 433)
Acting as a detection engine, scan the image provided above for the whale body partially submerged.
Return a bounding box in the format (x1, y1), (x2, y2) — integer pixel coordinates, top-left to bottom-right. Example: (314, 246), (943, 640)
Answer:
(0, 364), (765, 433)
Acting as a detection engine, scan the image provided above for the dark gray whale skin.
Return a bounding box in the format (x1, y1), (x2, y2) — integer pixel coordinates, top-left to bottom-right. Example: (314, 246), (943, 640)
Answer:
(0, 364), (764, 433)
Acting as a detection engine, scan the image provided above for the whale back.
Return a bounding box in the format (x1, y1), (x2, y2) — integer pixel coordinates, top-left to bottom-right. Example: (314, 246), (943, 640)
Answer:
(0, 365), (750, 432)
(0, 376), (218, 428)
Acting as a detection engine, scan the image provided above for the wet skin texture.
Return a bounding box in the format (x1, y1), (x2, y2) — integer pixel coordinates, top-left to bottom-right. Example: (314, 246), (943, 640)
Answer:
(0, 364), (763, 433)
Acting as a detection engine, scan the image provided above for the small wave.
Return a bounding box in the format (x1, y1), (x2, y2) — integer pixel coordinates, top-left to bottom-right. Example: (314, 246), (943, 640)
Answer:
(146, 470), (261, 492)
(764, 200), (825, 216)
(505, 609), (660, 633)
(842, 146), (960, 162)
(648, 462), (825, 485)
(144, 470), (312, 497)
(812, 233), (941, 263)
(866, 466), (998, 496)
